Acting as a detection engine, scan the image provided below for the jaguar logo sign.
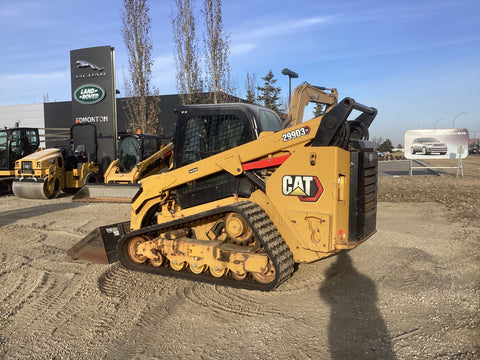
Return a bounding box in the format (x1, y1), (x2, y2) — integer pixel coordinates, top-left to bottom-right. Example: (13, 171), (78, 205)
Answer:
(73, 84), (105, 105)
(75, 60), (105, 71)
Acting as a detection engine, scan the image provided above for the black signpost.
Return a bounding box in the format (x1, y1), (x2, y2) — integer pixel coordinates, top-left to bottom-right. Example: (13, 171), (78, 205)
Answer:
(70, 46), (117, 174)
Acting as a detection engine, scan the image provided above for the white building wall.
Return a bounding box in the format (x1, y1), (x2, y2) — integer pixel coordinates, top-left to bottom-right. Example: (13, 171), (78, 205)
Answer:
(0, 103), (46, 146)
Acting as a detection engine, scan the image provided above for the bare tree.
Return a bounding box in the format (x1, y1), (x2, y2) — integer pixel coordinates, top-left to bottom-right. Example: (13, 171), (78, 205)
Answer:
(371, 136), (384, 146)
(172, 0), (203, 104)
(244, 71), (257, 104)
(121, 0), (160, 135)
(202, 0), (231, 103)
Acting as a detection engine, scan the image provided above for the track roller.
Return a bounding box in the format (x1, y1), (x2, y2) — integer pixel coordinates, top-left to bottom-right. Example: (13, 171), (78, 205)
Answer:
(117, 201), (295, 291)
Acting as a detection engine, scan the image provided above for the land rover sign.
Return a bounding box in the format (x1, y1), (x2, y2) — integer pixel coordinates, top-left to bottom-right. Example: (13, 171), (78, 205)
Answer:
(73, 84), (105, 105)
(70, 46), (117, 174)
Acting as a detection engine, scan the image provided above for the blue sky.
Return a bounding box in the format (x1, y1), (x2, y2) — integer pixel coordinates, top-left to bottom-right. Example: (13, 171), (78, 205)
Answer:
(0, 0), (479, 145)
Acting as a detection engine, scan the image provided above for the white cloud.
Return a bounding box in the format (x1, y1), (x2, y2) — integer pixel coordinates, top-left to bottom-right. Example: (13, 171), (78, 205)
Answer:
(228, 16), (335, 57)
(230, 43), (257, 55)
(235, 16), (335, 41)
(0, 71), (70, 105)
(3, 71), (68, 80)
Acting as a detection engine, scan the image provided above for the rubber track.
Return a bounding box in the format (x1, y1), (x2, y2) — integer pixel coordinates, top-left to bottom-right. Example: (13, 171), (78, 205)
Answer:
(117, 201), (295, 291)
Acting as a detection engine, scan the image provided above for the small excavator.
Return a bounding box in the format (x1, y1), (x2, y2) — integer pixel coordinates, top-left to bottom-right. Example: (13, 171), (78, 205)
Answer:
(68, 82), (378, 290)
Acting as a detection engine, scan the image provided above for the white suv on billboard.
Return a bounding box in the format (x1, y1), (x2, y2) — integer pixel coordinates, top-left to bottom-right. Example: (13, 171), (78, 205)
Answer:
(410, 137), (447, 155)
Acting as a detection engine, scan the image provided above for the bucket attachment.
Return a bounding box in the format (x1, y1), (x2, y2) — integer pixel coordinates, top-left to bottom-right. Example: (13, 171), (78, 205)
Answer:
(67, 222), (130, 264)
(72, 184), (140, 203)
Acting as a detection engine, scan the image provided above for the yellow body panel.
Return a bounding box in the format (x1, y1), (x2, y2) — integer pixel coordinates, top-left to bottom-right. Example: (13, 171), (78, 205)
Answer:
(64, 163), (99, 189)
(0, 170), (15, 176)
(14, 148), (65, 180)
(251, 146), (351, 263)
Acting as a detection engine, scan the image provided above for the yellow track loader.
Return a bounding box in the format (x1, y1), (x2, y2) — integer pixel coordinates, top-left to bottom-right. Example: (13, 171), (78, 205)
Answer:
(0, 127), (40, 194)
(68, 83), (378, 290)
(12, 123), (99, 199)
(72, 132), (173, 202)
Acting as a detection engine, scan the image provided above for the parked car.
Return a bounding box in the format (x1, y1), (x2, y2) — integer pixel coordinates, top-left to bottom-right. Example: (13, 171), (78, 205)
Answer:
(410, 137), (447, 155)
(469, 146), (479, 155)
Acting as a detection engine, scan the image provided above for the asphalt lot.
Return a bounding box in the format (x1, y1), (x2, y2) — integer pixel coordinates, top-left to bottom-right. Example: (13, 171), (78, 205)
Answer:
(378, 160), (437, 177)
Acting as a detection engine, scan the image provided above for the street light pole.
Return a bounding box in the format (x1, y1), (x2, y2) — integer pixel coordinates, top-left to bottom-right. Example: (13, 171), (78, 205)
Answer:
(281, 68), (299, 106)
(452, 112), (467, 128)
(434, 118), (443, 129)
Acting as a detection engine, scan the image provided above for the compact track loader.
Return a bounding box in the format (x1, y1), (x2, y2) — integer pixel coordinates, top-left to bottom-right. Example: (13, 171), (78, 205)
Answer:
(72, 132), (173, 202)
(69, 83), (378, 290)
(0, 127), (40, 194)
(12, 123), (99, 199)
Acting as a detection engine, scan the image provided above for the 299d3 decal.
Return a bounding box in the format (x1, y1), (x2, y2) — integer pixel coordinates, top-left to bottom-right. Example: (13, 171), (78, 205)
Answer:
(282, 126), (310, 142)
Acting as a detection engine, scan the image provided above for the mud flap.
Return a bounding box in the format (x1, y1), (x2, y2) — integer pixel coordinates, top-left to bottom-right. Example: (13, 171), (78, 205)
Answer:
(67, 222), (130, 264)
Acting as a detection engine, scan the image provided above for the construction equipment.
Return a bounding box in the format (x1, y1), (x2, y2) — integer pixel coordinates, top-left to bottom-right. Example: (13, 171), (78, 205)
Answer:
(284, 82), (338, 127)
(0, 127), (40, 194)
(69, 83), (378, 291)
(12, 123), (99, 199)
(72, 132), (173, 202)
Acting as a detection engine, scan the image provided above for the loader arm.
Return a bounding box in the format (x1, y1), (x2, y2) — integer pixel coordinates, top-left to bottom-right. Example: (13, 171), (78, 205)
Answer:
(130, 142), (174, 183)
(130, 97), (375, 230)
(286, 82), (338, 127)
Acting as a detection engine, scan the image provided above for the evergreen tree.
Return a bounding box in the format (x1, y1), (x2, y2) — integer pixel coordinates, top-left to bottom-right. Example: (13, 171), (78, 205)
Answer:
(379, 138), (394, 153)
(313, 103), (326, 117)
(256, 70), (281, 112)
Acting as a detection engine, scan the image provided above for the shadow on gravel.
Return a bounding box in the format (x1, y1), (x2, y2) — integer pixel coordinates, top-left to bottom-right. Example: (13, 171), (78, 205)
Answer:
(319, 252), (397, 360)
(0, 202), (85, 226)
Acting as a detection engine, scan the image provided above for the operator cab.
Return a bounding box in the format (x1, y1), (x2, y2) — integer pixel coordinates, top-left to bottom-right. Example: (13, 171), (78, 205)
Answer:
(0, 128), (39, 171)
(173, 103), (281, 169)
(65, 123), (98, 170)
(172, 103), (282, 209)
(118, 134), (161, 173)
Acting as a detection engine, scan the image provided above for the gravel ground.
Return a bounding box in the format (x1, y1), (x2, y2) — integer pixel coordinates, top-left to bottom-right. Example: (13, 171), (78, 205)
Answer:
(0, 158), (478, 359)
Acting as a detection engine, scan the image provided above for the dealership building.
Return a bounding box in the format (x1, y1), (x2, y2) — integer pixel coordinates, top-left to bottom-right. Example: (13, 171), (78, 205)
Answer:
(0, 95), (182, 147)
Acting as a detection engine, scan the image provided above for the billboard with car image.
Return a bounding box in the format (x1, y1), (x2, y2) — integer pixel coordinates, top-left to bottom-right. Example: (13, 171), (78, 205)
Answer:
(404, 129), (469, 160)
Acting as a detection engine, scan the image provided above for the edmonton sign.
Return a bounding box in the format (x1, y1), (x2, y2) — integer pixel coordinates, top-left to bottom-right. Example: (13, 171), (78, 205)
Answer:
(73, 84), (105, 105)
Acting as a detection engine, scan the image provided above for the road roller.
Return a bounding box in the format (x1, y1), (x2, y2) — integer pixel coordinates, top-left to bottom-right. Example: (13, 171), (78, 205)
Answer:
(12, 123), (100, 199)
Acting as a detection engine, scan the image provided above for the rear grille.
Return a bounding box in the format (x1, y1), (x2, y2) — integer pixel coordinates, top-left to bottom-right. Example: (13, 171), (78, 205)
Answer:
(21, 161), (34, 174)
(364, 166), (377, 215)
(349, 151), (378, 242)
